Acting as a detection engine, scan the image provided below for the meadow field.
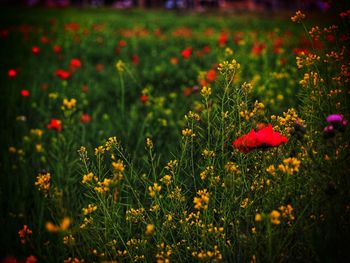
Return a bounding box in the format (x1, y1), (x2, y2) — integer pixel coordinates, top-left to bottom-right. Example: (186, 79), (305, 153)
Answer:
(0, 6), (349, 262)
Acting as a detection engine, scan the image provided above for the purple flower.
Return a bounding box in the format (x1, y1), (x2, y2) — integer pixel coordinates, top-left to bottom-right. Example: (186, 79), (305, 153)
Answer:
(323, 125), (334, 133)
(326, 114), (343, 123)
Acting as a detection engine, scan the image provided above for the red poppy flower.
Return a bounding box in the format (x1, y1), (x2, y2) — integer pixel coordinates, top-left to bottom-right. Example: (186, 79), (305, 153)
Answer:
(70, 58), (81, 68)
(140, 95), (149, 104)
(47, 119), (62, 131)
(8, 69), (17, 78)
(256, 124), (288, 147)
(80, 114), (91, 123)
(233, 124), (288, 153)
(233, 129), (261, 153)
(55, 69), (71, 80)
(31, 46), (40, 55)
(21, 89), (29, 97)
(181, 47), (192, 59)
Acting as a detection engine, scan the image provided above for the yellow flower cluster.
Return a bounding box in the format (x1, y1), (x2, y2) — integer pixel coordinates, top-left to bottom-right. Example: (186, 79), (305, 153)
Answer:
(146, 137), (154, 149)
(46, 217), (71, 232)
(225, 162), (240, 174)
(272, 108), (304, 133)
(200, 166), (214, 180)
(182, 128), (195, 137)
(299, 71), (323, 88)
(270, 210), (281, 225)
(241, 82), (253, 94)
(94, 146), (105, 155)
(239, 101), (265, 121)
(185, 111), (200, 121)
(148, 183), (161, 198)
(35, 172), (51, 196)
(82, 204), (97, 215)
(250, 177), (270, 191)
(202, 149), (215, 158)
(80, 217), (93, 229)
(266, 164), (276, 176)
(94, 178), (113, 193)
(191, 245), (222, 261)
(193, 189), (209, 210)
(105, 136), (118, 151)
(62, 98), (77, 110)
(30, 128), (43, 137)
(165, 160), (178, 170)
(160, 174), (172, 186)
(296, 52), (320, 69)
(200, 86), (212, 98)
(126, 207), (145, 223)
(278, 157), (301, 175)
(82, 172), (98, 184)
(168, 186), (185, 202)
(111, 158), (125, 173)
(279, 204), (295, 222)
(218, 59), (241, 72)
(115, 59), (125, 72)
(291, 10), (306, 23)
(240, 197), (249, 209)
(156, 243), (173, 263)
(63, 234), (75, 245)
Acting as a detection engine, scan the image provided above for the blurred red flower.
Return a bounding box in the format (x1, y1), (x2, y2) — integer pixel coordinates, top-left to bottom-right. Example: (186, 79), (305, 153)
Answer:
(140, 95), (149, 104)
(95, 64), (104, 72)
(233, 124), (288, 153)
(47, 119), (62, 131)
(132, 54), (140, 65)
(206, 69), (216, 82)
(70, 58), (81, 69)
(233, 129), (261, 153)
(81, 84), (89, 93)
(119, 40), (127, 47)
(203, 45), (211, 53)
(31, 46), (40, 55)
(218, 32), (228, 46)
(41, 36), (51, 44)
(53, 45), (62, 54)
(55, 69), (71, 80)
(8, 69), (17, 78)
(181, 47), (192, 59)
(21, 89), (30, 97)
(2, 256), (17, 263)
(80, 114), (91, 123)
(26, 255), (37, 263)
(256, 124), (288, 147)
(251, 42), (266, 56)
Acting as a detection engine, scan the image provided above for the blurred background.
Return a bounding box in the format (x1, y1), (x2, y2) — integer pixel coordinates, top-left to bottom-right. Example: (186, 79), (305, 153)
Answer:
(0, 0), (345, 11)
